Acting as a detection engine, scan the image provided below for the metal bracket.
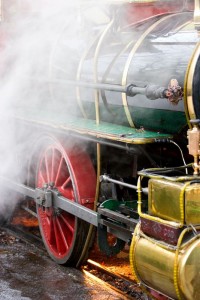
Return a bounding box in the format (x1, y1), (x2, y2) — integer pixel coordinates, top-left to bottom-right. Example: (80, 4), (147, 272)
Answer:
(35, 188), (53, 208)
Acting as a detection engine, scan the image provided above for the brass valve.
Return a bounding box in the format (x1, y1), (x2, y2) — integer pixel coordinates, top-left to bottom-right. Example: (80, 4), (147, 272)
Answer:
(187, 119), (200, 175)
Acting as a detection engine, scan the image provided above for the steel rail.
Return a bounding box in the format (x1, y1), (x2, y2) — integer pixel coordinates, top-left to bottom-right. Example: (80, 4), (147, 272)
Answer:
(85, 259), (143, 300)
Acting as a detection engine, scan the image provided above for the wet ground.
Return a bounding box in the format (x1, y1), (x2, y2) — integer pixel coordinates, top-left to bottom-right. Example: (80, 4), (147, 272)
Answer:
(0, 229), (128, 300)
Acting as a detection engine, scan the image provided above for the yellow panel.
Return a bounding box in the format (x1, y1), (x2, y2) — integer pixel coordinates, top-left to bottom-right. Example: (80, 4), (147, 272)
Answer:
(185, 184), (200, 224)
(148, 179), (200, 224)
(148, 179), (184, 222)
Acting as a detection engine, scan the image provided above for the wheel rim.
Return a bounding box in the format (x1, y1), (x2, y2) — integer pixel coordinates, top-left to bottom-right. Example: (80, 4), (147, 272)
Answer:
(36, 141), (96, 262)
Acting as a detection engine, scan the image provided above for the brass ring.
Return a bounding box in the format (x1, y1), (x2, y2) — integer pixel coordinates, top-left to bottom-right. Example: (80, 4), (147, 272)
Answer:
(184, 41), (200, 125)
(121, 14), (177, 128)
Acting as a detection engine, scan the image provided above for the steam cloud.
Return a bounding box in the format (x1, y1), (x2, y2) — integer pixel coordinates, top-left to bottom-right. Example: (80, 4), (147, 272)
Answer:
(0, 0), (114, 220)
(0, 0), (194, 220)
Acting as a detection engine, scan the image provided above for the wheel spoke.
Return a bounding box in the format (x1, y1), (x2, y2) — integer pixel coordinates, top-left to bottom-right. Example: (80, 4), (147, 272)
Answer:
(51, 147), (55, 182)
(61, 176), (71, 190)
(45, 153), (50, 183)
(38, 170), (47, 185)
(47, 214), (55, 245)
(56, 216), (69, 251)
(60, 213), (74, 233)
(55, 155), (64, 186)
(53, 217), (62, 254)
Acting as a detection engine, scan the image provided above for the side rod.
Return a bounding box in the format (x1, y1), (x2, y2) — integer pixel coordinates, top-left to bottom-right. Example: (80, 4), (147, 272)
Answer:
(1, 177), (98, 226)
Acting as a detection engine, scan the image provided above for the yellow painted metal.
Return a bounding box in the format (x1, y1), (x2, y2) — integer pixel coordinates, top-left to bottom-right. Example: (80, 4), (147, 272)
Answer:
(179, 238), (200, 299)
(134, 237), (177, 299)
(130, 226), (200, 300)
(148, 179), (185, 223)
(137, 176), (183, 228)
(148, 179), (200, 225)
(185, 183), (200, 223)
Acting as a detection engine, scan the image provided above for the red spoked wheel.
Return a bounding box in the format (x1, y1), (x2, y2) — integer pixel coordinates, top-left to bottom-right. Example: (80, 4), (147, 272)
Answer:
(36, 138), (96, 265)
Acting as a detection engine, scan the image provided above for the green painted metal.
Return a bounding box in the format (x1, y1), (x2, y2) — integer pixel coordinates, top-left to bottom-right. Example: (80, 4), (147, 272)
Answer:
(16, 107), (172, 144)
(100, 199), (138, 211)
(100, 199), (121, 211)
(84, 103), (187, 135)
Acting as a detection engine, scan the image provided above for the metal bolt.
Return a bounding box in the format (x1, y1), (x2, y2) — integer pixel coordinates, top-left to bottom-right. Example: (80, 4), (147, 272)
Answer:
(54, 208), (61, 216)
(49, 182), (55, 189)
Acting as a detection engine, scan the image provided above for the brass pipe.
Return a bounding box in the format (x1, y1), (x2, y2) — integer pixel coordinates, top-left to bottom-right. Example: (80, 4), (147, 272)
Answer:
(178, 182), (191, 224)
(93, 19), (114, 125)
(194, 0), (200, 32)
(129, 223), (140, 284)
(100, 40), (134, 116)
(173, 228), (189, 300)
(138, 164), (197, 182)
(77, 21), (114, 267)
(76, 32), (103, 119)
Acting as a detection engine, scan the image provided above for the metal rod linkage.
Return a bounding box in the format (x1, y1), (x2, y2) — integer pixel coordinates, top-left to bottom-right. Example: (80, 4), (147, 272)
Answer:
(100, 174), (148, 195)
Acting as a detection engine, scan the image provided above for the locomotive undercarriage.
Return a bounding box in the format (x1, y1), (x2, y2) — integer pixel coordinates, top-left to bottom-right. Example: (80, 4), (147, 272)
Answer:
(1, 111), (200, 300)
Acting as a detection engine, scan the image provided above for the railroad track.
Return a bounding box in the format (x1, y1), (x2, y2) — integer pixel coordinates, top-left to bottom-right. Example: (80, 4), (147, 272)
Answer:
(1, 221), (146, 300)
(84, 259), (145, 300)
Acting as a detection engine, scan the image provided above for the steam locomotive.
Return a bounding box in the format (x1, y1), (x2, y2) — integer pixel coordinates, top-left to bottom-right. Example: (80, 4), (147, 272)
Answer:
(1, 1), (200, 299)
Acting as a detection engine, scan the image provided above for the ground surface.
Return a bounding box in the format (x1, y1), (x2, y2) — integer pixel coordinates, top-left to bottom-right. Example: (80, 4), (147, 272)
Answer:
(0, 229), (130, 300)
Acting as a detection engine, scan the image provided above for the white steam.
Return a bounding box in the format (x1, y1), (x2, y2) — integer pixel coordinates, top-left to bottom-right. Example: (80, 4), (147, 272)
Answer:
(0, 0), (114, 219)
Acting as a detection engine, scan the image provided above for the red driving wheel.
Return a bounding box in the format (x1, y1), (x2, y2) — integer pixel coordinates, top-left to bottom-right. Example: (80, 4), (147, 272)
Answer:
(36, 138), (96, 265)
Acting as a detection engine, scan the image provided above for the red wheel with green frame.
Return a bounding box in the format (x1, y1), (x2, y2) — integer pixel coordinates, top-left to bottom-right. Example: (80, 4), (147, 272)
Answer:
(36, 137), (96, 265)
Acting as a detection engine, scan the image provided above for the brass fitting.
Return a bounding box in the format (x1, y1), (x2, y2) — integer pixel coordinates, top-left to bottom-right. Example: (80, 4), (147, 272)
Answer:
(187, 119), (200, 175)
